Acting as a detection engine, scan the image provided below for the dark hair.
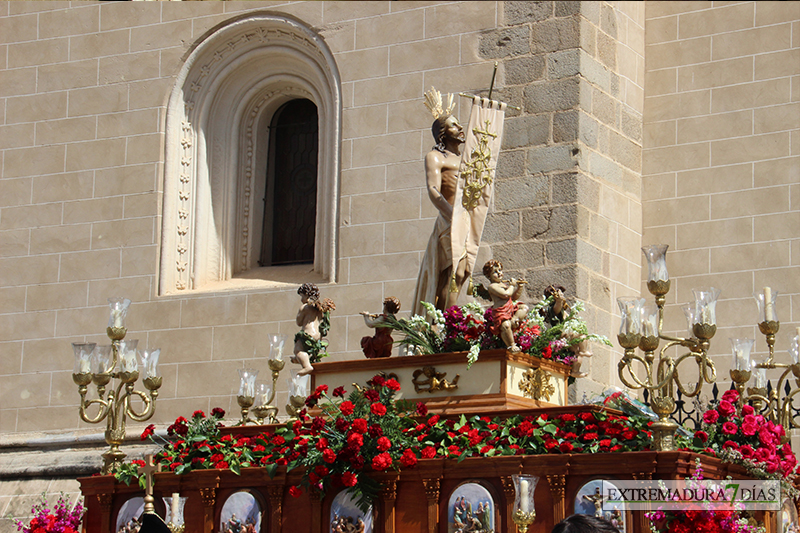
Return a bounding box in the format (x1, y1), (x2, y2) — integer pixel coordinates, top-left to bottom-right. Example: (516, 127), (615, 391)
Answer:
(431, 116), (450, 153)
(551, 514), (619, 533)
(383, 296), (401, 314)
(298, 283), (320, 300)
(482, 259), (502, 278)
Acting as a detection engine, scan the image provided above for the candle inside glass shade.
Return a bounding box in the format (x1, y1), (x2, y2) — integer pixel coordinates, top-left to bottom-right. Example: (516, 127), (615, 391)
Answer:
(119, 339), (139, 373)
(107, 297), (131, 329)
(238, 368), (258, 397)
(692, 287), (721, 325)
(642, 244), (669, 282)
(755, 367), (767, 389)
(754, 287), (779, 323)
(729, 338), (754, 372)
(162, 493), (186, 526)
(138, 348), (161, 379)
(641, 305), (659, 337)
(617, 297), (645, 335)
(512, 474), (538, 515)
(290, 370), (310, 397)
(93, 345), (114, 374)
(72, 342), (96, 374)
(269, 334), (287, 361)
(256, 382), (272, 406)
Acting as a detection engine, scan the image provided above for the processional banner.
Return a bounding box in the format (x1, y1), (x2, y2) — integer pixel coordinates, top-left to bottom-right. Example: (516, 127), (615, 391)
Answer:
(450, 96), (507, 289)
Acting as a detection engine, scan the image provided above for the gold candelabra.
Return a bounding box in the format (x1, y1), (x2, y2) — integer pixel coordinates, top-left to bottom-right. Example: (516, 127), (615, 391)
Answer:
(72, 297), (163, 474)
(728, 288), (800, 433)
(236, 334), (287, 425)
(617, 245), (718, 451)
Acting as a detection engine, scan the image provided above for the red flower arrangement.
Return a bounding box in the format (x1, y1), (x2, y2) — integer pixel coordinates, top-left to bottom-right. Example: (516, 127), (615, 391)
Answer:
(117, 376), (653, 513)
(686, 389), (797, 480)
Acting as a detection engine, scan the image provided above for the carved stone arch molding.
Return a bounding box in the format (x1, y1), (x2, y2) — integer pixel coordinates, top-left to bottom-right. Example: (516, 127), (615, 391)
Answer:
(160, 13), (341, 294)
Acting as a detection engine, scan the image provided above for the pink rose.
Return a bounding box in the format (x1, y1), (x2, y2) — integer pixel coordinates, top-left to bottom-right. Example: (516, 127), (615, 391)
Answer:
(721, 389), (739, 404)
(718, 400), (736, 417)
(722, 421), (738, 435)
(703, 410), (719, 424)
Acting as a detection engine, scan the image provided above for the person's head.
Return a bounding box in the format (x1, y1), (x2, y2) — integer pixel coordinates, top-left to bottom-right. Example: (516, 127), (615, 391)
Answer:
(431, 114), (464, 150)
(551, 514), (619, 533)
(298, 283), (320, 302)
(383, 296), (401, 314)
(482, 259), (503, 281)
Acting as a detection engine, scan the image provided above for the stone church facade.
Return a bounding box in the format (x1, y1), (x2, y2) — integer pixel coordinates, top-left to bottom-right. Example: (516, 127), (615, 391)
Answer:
(0, 0), (798, 525)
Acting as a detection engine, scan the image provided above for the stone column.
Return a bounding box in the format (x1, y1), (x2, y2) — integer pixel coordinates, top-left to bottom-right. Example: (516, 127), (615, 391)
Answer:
(479, 1), (645, 397)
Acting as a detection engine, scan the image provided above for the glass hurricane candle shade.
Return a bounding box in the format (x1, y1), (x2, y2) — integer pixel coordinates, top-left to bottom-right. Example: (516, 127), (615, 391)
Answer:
(138, 348), (161, 379)
(238, 368), (258, 398)
(730, 338), (754, 371)
(642, 244), (669, 282)
(162, 494), (186, 526)
(791, 334), (800, 365)
(289, 370), (311, 397)
(255, 383), (272, 406)
(617, 297), (646, 335)
(269, 334), (288, 361)
(72, 343), (96, 374)
(692, 287), (721, 326)
(754, 287), (779, 323)
(512, 474), (539, 515)
(754, 365), (767, 389)
(93, 345), (114, 374)
(641, 305), (660, 338)
(119, 339), (139, 373)
(107, 297), (132, 329)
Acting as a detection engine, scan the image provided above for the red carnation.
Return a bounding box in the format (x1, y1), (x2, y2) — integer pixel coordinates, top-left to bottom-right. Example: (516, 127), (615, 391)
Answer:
(370, 403), (387, 416)
(542, 346), (553, 359)
(376, 436), (391, 452)
(372, 452), (393, 471)
(427, 414), (440, 427)
(211, 407), (225, 417)
(421, 446), (436, 458)
(579, 412), (596, 422)
(370, 375), (386, 387)
(352, 418), (368, 433)
(581, 432), (599, 441)
(385, 378), (401, 391)
(289, 486), (302, 498)
(622, 430), (637, 440)
(332, 386), (346, 398)
(364, 389), (380, 402)
(416, 402), (428, 416)
(323, 448), (337, 463)
(559, 441), (574, 453)
(315, 384), (329, 396)
(341, 471), (358, 487)
(315, 465), (330, 477)
(559, 414), (576, 422)
(340, 401), (355, 416)
(140, 424), (155, 440)
(400, 448), (418, 468)
(316, 437), (329, 451)
(192, 410), (206, 418)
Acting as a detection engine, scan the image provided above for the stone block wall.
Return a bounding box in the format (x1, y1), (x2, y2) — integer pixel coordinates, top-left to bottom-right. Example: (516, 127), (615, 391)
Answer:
(0, 1), (643, 436)
(642, 1), (800, 388)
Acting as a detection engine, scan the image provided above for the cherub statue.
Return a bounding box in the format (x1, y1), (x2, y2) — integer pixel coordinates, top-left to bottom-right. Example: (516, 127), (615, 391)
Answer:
(412, 365), (459, 393)
(540, 284), (569, 326)
(481, 259), (529, 353)
(360, 296), (401, 359)
(292, 283), (335, 376)
(540, 284), (593, 378)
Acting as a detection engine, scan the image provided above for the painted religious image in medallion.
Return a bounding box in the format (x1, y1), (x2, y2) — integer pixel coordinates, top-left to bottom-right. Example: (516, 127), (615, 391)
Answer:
(115, 497), (144, 533)
(219, 491), (262, 533)
(330, 490), (372, 533)
(447, 482), (495, 533)
(574, 479), (626, 532)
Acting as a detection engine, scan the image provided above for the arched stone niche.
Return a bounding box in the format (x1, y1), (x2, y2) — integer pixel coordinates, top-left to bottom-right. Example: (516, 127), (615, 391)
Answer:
(160, 12), (341, 294)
